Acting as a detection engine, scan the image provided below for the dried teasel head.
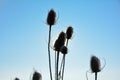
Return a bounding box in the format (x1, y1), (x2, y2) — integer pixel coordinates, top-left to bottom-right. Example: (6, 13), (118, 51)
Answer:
(32, 71), (42, 80)
(54, 32), (66, 51)
(14, 77), (19, 80)
(47, 9), (56, 26)
(66, 26), (73, 39)
(54, 39), (59, 51)
(60, 46), (68, 54)
(90, 55), (101, 73)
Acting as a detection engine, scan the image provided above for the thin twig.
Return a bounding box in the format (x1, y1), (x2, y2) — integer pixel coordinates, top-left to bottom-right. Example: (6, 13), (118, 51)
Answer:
(62, 54), (66, 80)
(56, 51), (60, 80)
(55, 51), (57, 80)
(61, 39), (69, 80)
(59, 56), (64, 76)
(48, 25), (53, 80)
(95, 72), (97, 80)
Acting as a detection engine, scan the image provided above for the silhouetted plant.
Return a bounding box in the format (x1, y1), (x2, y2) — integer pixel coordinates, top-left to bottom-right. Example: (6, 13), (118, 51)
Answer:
(11, 8), (106, 80)
(90, 55), (105, 80)
(47, 9), (56, 80)
(62, 26), (73, 80)
(53, 31), (66, 80)
(14, 77), (19, 80)
(60, 46), (68, 80)
(66, 26), (73, 46)
(32, 71), (42, 80)
(58, 26), (73, 80)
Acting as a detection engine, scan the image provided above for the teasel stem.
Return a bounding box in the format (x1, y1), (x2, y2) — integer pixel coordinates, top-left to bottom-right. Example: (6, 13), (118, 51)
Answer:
(58, 54), (64, 79)
(95, 72), (97, 80)
(48, 25), (53, 80)
(56, 51), (60, 80)
(59, 57), (64, 76)
(55, 51), (57, 80)
(62, 39), (69, 80)
(61, 54), (66, 80)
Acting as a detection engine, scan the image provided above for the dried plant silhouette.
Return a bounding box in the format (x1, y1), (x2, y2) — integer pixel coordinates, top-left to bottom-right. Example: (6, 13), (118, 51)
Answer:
(47, 9), (56, 80)
(14, 77), (20, 80)
(12, 8), (106, 80)
(89, 55), (105, 80)
(46, 9), (75, 80)
(32, 71), (42, 80)
(90, 55), (101, 80)
(53, 31), (66, 80)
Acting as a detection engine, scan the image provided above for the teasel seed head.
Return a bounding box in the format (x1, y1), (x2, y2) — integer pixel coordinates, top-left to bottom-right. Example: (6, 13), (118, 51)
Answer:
(14, 77), (19, 80)
(90, 55), (101, 73)
(54, 32), (66, 51)
(66, 26), (73, 39)
(32, 71), (42, 80)
(47, 9), (56, 26)
(60, 46), (68, 54)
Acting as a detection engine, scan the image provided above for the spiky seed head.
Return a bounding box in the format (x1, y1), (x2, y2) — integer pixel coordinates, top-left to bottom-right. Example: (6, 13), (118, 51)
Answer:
(54, 32), (66, 51)
(57, 31), (66, 43)
(66, 26), (73, 39)
(32, 71), (42, 80)
(47, 9), (56, 26)
(60, 46), (68, 54)
(14, 77), (19, 80)
(54, 39), (59, 51)
(90, 55), (101, 73)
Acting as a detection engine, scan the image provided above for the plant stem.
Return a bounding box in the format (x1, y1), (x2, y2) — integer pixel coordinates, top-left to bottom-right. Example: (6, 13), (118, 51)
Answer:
(61, 39), (68, 80)
(95, 72), (97, 80)
(56, 51), (60, 80)
(59, 56), (64, 75)
(62, 54), (66, 80)
(48, 25), (53, 80)
(55, 51), (57, 80)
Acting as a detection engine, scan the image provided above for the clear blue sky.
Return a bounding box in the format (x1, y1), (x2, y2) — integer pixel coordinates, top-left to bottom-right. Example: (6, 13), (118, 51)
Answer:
(0, 0), (120, 80)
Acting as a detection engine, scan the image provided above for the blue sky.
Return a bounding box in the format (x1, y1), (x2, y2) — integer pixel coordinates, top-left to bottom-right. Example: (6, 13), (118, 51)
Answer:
(0, 0), (120, 80)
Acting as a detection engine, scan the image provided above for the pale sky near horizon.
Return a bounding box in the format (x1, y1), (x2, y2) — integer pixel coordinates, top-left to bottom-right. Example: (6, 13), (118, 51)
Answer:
(0, 0), (120, 80)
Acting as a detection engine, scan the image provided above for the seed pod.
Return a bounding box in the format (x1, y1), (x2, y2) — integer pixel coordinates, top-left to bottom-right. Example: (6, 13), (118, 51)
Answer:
(66, 26), (73, 39)
(14, 77), (19, 80)
(32, 71), (42, 80)
(47, 9), (56, 26)
(54, 32), (66, 51)
(90, 55), (101, 73)
(60, 46), (68, 54)
(54, 39), (59, 51)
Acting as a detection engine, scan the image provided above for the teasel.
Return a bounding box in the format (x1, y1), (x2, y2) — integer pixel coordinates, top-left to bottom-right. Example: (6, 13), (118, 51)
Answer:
(58, 26), (73, 80)
(60, 46), (68, 54)
(59, 46), (68, 80)
(32, 71), (42, 80)
(54, 32), (66, 52)
(54, 31), (66, 80)
(47, 9), (56, 26)
(90, 55), (101, 80)
(46, 9), (56, 80)
(14, 77), (19, 80)
(66, 26), (73, 46)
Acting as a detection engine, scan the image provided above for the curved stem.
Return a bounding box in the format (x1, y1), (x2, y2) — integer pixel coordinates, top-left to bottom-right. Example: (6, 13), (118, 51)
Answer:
(48, 25), (53, 80)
